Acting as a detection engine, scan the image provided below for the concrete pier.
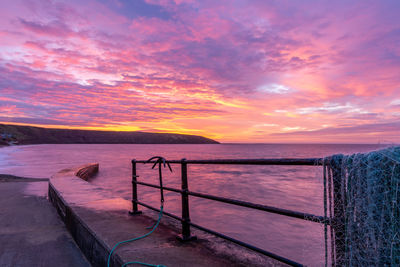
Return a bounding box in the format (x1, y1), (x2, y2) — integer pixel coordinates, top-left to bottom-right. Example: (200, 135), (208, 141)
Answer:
(49, 164), (283, 267)
(0, 164), (284, 267)
(0, 175), (90, 267)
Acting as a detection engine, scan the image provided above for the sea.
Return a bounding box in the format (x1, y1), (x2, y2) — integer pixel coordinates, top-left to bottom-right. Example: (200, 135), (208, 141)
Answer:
(0, 143), (388, 266)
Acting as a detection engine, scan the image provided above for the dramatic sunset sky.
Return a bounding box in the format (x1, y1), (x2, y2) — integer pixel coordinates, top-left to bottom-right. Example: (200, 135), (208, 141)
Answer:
(1, 0), (399, 143)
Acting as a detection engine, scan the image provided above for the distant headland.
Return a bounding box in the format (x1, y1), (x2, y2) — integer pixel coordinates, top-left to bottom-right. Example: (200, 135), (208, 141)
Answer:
(0, 124), (219, 145)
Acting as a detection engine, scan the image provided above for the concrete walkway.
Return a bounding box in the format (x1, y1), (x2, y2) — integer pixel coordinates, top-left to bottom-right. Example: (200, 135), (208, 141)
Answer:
(50, 165), (284, 267)
(0, 175), (91, 267)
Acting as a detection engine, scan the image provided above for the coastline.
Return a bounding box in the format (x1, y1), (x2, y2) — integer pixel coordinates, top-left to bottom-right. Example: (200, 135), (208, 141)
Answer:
(0, 124), (219, 145)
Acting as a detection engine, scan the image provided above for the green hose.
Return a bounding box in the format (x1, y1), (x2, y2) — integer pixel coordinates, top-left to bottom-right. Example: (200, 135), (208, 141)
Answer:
(122, 261), (165, 267)
(107, 205), (166, 267)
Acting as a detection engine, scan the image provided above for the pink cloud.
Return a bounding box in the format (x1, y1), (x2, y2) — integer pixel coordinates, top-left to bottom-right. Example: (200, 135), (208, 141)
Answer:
(19, 19), (75, 37)
(0, 0), (399, 142)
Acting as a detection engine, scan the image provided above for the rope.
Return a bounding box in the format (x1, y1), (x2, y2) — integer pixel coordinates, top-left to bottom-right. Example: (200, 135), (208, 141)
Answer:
(107, 156), (172, 267)
(323, 160), (328, 267)
(107, 205), (165, 267)
(327, 164), (335, 265)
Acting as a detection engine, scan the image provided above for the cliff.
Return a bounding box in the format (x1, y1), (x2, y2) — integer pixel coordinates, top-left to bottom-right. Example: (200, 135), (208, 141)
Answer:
(0, 124), (219, 145)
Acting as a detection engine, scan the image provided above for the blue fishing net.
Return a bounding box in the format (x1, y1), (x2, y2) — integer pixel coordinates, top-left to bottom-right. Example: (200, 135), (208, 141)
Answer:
(325, 147), (400, 266)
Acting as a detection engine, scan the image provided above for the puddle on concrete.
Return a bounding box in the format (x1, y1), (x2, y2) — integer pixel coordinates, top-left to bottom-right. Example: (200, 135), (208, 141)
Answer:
(83, 198), (131, 211)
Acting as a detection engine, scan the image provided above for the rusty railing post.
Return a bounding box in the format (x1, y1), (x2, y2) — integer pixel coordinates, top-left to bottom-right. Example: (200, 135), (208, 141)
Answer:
(177, 158), (197, 241)
(129, 159), (142, 215)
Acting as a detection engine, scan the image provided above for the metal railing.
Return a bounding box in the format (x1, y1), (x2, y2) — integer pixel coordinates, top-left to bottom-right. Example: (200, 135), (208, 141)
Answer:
(130, 158), (327, 267)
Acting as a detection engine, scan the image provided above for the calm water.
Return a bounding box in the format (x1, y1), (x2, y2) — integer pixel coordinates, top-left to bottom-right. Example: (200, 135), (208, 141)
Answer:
(0, 144), (387, 266)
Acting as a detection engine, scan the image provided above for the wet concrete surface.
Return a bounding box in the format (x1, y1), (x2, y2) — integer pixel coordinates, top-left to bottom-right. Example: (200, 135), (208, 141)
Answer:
(0, 175), (91, 267)
(50, 166), (284, 267)
(0, 174), (48, 182)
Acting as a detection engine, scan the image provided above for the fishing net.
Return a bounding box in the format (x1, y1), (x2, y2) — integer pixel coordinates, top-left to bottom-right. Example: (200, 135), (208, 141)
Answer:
(324, 146), (400, 266)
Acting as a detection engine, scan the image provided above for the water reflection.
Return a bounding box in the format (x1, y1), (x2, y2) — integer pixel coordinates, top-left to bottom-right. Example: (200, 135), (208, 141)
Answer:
(0, 143), (386, 266)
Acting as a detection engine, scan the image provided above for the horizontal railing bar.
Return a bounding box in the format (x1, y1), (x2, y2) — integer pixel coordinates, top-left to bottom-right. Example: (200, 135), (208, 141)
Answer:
(135, 181), (182, 193)
(134, 200), (183, 222)
(189, 221), (303, 267)
(133, 200), (303, 267)
(135, 158), (323, 165)
(132, 181), (329, 224)
(188, 191), (330, 224)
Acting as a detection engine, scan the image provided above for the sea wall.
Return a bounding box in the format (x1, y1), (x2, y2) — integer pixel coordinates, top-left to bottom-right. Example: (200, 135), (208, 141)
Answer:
(49, 164), (125, 267)
(48, 163), (280, 267)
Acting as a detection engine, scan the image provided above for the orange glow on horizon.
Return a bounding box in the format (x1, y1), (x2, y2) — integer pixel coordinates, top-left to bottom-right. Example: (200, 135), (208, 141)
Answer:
(0, 1), (399, 144)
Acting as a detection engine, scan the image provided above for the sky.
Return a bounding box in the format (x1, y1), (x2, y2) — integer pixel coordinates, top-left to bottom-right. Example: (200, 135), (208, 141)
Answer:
(0, 0), (400, 143)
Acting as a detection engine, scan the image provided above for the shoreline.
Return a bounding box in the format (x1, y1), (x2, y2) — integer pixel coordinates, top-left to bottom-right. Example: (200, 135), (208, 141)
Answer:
(0, 124), (219, 144)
